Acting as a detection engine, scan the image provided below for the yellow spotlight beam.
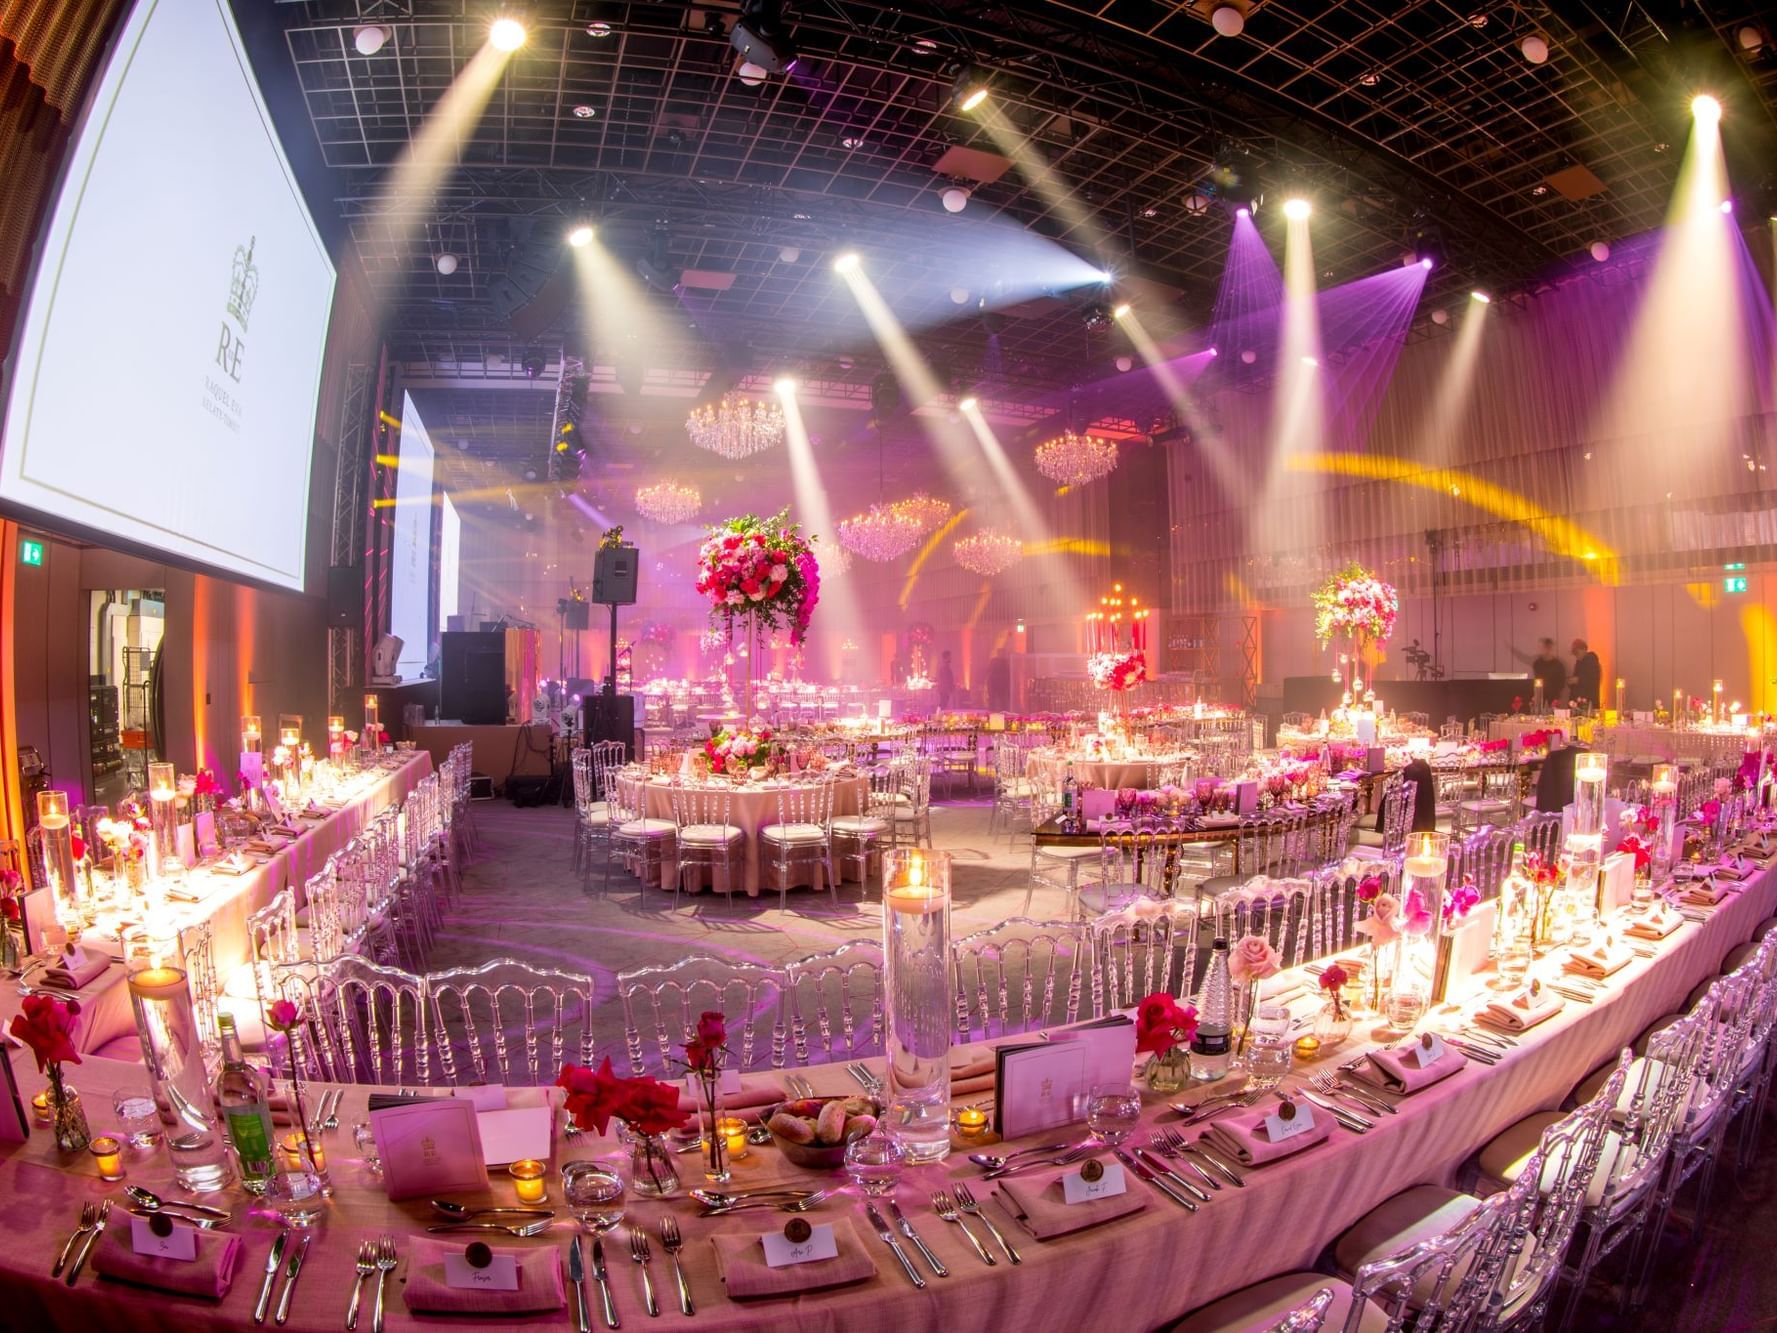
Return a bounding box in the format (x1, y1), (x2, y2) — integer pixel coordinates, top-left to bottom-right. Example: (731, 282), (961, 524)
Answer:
(779, 385), (867, 669)
(1288, 452), (1620, 583)
(572, 235), (685, 376)
(898, 509), (969, 610)
(972, 103), (1110, 253)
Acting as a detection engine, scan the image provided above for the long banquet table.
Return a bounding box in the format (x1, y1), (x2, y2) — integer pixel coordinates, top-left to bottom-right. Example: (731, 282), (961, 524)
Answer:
(1, 858), (1771, 1330)
(0, 752), (432, 1055)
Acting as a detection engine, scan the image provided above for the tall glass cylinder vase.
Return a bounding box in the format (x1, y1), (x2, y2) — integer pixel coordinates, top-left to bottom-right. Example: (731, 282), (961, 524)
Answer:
(35, 790), (83, 932)
(1400, 832), (1448, 1015)
(148, 762), (180, 876)
(1573, 753), (1608, 838)
(881, 849), (952, 1163)
(362, 695), (380, 755)
(128, 965), (233, 1192)
(1650, 764), (1678, 882)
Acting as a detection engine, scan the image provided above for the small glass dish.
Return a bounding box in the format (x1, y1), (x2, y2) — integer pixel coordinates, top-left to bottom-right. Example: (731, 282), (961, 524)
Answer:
(843, 1128), (906, 1197)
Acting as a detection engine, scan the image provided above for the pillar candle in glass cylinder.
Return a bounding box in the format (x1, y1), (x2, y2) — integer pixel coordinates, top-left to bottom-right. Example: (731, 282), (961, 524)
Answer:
(1651, 764), (1679, 879)
(241, 716), (262, 754)
(1713, 680), (1724, 726)
(1573, 752), (1608, 837)
(128, 965), (233, 1192)
(363, 695), (380, 751)
(147, 762), (180, 874)
(36, 790), (82, 928)
(881, 849), (952, 1163)
(327, 717), (345, 761)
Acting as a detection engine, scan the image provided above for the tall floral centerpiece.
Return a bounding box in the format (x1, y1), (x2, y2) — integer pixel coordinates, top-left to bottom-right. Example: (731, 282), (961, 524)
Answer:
(695, 510), (820, 711)
(1085, 585), (1151, 712)
(684, 1011), (732, 1183)
(1312, 562), (1398, 704)
(11, 994), (88, 1151)
(557, 1057), (692, 1198)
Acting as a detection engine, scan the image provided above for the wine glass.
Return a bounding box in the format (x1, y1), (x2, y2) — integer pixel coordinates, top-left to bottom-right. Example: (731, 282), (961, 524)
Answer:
(112, 1084), (161, 1149)
(1084, 1083), (1142, 1147)
(562, 1161), (627, 1233)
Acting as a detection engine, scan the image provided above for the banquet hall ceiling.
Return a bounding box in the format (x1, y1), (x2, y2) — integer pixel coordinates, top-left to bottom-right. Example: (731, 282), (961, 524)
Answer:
(271, 1), (1777, 408)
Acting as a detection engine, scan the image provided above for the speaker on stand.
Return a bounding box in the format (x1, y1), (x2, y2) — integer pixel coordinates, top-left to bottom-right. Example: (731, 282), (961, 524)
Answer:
(587, 540), (639, 759)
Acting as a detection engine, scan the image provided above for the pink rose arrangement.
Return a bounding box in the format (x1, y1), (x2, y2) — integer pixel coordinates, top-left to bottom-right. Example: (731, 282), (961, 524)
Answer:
(1227, 935), (1281, 985)
(694, 510), (820, 646)
(557, 1058), (691, 1138)
(1356, 873), (1384, 903)
(1134, 992), (1199, 1056)
(1087, 650), (1148, 692)
(705, 727), (778, 775)
(1311, 562), (1398, 647)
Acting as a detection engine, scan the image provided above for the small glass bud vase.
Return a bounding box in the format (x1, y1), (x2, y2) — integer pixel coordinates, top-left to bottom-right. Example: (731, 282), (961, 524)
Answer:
(48, 1078), (91, 1154)
(623, 1125), (683, 1199)
(1143, 1047), (1192, 1095)
(1312, 996), (1354, 1050)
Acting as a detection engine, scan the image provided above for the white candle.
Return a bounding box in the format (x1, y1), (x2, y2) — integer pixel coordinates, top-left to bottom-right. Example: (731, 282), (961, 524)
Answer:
(1405, 855), (1447, 880)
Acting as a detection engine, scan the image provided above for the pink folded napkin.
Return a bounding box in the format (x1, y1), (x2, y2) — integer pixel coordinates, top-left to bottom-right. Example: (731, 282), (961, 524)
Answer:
(1202, 1100), (1335, 1165)
(1349, 1040), (1469, 1095)
(678, 1077), (788, 1125)
(1476, 985), (1565, 1032)
(996, 1166), (1150, 1239)
(1625, 908), (1682, 940)
(1681, 879), (1730, 906)
(1713, 857), (1755, 881)
(93, 1221), (243, 1299)
(1563, 938), (1633, 980)
(44, 946), (111, 989)
(712, 1218), (877, 1298)
(402, 1236), (566, 1314)
(951, 1051), (996, 1098)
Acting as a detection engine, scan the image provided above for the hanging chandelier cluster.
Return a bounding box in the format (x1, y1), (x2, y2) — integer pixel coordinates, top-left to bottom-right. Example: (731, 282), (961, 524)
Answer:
(953, 528), (1024, 576)
(634, 481), (702, 525)
(812, 535), (852, 577)
(891, 491), (952, 536)
(685, 392), (785, 460)
(1035, 429), (1119, 486)
(837, 503), (923, 562)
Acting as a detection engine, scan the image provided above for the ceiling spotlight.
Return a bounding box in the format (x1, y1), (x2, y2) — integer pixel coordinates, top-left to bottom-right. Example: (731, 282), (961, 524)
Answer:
(1282, 197), (1311, 221)
(1112, 302), (1132, 319)
(833, 251), (860, 273)
(1419, 256), (1433, 270)
(913, 37), (940, 54)
(949, 286), (970, 304)
(567, 224), (595, 247)
(489, 17), (526, 52)
(1115, 355), (1133, 373)
(842, 135), (866, 149)
(1470, 290), (1492, 304)
(1721, 198), (1735, 214)
(778, 245), (801, 263)
(958, 395), (979, 411)
(435, 252), (459, 275)
(1210, 5), (1245, 37)
(1184, 191), (1213, 216)
(772, 376), (798, 395)
(1082, 303), (1114, 334)
(1300, 355), (1319, 367)
(736, 60), (768, 86)
(1520, 33), (1550, 64)
(572, 104), (596, 118)
(1239, 349), (1257, 365)
(353, 25), (388, 55)
(1692, 93), (1722, 123)
(1589, 240), (1611, 262)
(586, 21), (613, 38)
(1236, 206), (1250, 218)
(940, 186), (971, 213)
(952, 65), (991, 111)
(1359, 71), (1380, 87)
(1207, 347), (1219, 357)
(1739, 25), (1765, 51)
(1431, 308), (1449, 326)
(731, 0), (798, 75)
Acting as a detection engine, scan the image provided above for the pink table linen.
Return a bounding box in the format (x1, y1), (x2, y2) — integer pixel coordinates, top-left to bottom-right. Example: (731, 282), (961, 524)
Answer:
(637, 776), (866, 897)
(0, 865), (1767, 1330)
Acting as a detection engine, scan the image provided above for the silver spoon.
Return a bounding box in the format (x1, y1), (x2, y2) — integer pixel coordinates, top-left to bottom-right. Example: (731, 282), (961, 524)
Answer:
(125, 1185), (232, 1220)
(967, 1141), (1070, 1170)
(430, 1201), (554, 1219)
(126, 1206), (226, 1231)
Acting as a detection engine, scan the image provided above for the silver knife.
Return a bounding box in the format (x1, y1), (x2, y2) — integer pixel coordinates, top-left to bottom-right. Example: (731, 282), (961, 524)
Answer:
(1131, 1145), (1210, 1202)
(273, 1234), (311, 1325)
(591, 1236), (621, 1328)
(1114, 1147), (1198, 1212)
(887, 1199), (948, 1278)
(1299, 1090), (1372, 1133)
(253, 1232), (287, 1324)
(568, 1237), (591, 1333)
(864, 1203), (926, 1288)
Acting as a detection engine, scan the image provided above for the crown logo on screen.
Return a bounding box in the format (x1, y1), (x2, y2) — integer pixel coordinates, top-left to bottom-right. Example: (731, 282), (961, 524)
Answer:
(227, 235), (259, 330)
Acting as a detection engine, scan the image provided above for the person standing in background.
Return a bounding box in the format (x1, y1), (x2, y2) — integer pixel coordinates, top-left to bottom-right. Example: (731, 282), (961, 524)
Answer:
(936, 650), (957, 708)
(1514, 637), (1567, 704)
(985, 650), (1012, 712)
(1570, 639), (1602, 709)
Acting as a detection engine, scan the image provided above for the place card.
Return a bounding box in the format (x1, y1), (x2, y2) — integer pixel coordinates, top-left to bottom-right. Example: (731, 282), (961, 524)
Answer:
(683, 1067), (743, 1102)
(444, 1243), (518, 1291)
(1061, 1159), (1126, 1205)
(371, 1097), (488, 1200)
(1411, 1033), (1447, 1068)
(761, 1220), (838, 1268)
(130, 1214), (197, 1261)
(476, 1105), (552, 1167)
(1263, 1099), (1317, 1144)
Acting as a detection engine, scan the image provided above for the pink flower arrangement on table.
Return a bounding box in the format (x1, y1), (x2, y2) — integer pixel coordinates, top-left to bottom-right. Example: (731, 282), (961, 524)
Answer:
(694, 509), (820, 646)
(1517, 728), (1562, 752)
(1134, 993), (1199, 1055)
(1087, 649), (1148, 692)
(1355, 892), (1402, 946)
(1442, 876), (1481, 926)
(705, 726), (779, 775)
(1227, 935), (1281, 985)
(1311, 562), (1398, 647)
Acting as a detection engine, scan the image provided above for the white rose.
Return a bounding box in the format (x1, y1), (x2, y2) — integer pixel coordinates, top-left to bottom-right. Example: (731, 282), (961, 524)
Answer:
(725, 590), (744, 605)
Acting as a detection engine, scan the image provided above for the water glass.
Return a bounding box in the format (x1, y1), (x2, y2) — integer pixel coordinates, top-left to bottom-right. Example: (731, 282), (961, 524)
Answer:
(265, 1168), (326, 1227)
(112, 1085), (161, 1149)
(1243, 1005), (1295, 1087)
(1085, 1083), (1142, 1146)
(562, 1161), (627, 1232)
(351, 1121), (381, 1176)
(843, 1128), (907, 1196)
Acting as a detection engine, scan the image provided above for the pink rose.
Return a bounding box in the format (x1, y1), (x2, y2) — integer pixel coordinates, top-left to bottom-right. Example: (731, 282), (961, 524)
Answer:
(268, 999), (301, 1030)
(1227, 934), (1281, 984)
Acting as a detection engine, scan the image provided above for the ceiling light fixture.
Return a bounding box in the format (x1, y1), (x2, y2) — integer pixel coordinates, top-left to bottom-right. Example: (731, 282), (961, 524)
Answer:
(634, 482), (702, 525)
(958, 394), (979, 411)
(353, 25), (388, 55)
(572, 104), (596, 118)
(838, 505), (922, 562)
(1692, 93), (1722, 122)
(586, 21), (613, 38)
(686, 392), (785, 460)
(949, 285), (970, 304)
(1112, 302), (1132, 319)
(435, 252), (459, 275)
(772, 376), (798, 395)
(891, 492), (953, 536)
(736, 60), (768, 86)
(953, 528), (1024, 576)
(1589, 240), (1611, 262)
(778, 245), (801, 262)
(940, 186), (971, 213)
(1210, 5), (1245, 37)
(489, 17), (526, 52)
(1282, 197), (1311, 220)
(833, 251), (861, 273)
(1520, 33), (1550, 64)
(1035, 429), (1118, 486)
(951, 64), (991, 111)
(566, 224), (595, 247)
(731, 0), (798, 75)
(1471, 290), (1492, 304)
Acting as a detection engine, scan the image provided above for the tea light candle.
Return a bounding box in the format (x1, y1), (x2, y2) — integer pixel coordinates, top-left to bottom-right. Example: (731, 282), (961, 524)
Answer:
(30, 1089), (51, 1123)
(510, 1159), (547, 1203)
(281, 1131), (325, 1173)
(89, 1135), (125, 1181)
(242, 715), (261, 751)
(717, 1118), (750, 1161)
(955, 1107), (988, 1136)
(279, 726), (300, 749)
(1292, 1035), (1322, 1061)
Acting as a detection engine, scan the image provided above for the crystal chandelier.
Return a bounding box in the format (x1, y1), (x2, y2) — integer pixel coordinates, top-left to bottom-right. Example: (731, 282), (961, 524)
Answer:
(633, 481), (702, 525)
(953, 528), (1024, 576)
(1035, 429), (1119, 486)
(685, 392), (786, 460)
(891, 491), (952, 535)
(812, 535), (852, 577)
(837, 504), (922, 562)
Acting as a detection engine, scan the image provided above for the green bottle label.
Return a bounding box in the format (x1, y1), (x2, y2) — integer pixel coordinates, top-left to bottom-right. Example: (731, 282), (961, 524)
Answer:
(226, 1106), (274, 1176)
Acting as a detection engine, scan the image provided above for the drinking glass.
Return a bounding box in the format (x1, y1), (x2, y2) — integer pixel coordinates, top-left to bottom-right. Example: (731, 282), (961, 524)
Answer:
(562, 1161), (627, 1232)
(1084, 1083), (1142, 1146)
(843, 1127), (907, 1196)
(1243, 1005), (1295, 1087)
(264, 1168), (326, 1227)
(351, 1121), (381, 1176)
(112, 1084), (161, 1149)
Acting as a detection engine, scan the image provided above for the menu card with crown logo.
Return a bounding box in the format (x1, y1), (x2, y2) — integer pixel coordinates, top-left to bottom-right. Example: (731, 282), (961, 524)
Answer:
(371, 1098), (488, 1200)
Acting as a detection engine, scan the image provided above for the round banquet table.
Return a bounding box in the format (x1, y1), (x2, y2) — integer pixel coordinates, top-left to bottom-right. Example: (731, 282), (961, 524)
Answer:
(632, 773), (868, 896)
(0, 858), (1769, 1330)
(1026, 751), (1198, 791)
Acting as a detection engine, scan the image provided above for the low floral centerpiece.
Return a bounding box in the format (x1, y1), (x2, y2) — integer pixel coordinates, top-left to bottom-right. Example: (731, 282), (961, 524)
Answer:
(1087, 649), (1148, 692)
(1135, 992), (1199, 1093)
(11, 993), (88, 1150)
(558, 1057), (692, 1198)
(705, 726), (782, 777)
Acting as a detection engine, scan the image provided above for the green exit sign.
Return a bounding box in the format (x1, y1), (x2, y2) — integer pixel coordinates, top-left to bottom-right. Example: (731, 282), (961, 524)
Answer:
(1725, 575), (1749, 594)
(18, 538), (43, 567)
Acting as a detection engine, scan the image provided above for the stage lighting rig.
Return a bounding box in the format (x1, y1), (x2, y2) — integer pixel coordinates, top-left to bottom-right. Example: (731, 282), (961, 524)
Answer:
(731, 0), (798, 75)
(1205, 142), (1262, 216)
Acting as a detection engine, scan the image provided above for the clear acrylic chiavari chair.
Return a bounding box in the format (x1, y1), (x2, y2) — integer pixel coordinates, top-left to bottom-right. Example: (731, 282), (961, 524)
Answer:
(759, 777), (839, 909)
(783, 941), (883, 1067)
(668, 786), (746, 906)
(1084, 898), (1201, 1017)
(952, 918), (1091, 1042)
(616, 952), (788, 1074)
(428, 959), (599, 1087)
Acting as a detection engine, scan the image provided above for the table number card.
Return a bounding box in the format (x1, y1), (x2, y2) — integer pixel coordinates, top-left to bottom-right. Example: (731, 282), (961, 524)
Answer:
(130, 1215), (198, 1261)
(762, 1220), (838, 1268)
(1061, 1159), (1126, 1205)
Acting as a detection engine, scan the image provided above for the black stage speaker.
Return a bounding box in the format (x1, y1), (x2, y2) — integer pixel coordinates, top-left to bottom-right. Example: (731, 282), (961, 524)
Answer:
(563, 600), (591, 631)
(326, 566), (363, 627)
(592, 544), (638, 605)
(441, 631), (507, 724)
(584, 693), (636, 760)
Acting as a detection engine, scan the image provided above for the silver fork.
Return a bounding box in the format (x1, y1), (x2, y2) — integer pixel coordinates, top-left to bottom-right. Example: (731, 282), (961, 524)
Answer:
(786, 1074), (815, 1098)
(979, 1144), (1092, 1180)
(953, 1183), (1020, 1264)
(324, 1089), (344, 1132)
(659, 1218), (693, 1316)
(373, 1235), (397, 1333)
(1308, 1069), (1394, 1118)
(847, 1062), (883, 1094)
(53, 1202), (95, 1277)
(1142, 1132), (1220, 1190)
(697, 1188), (837, 1214)
(629, 1229), (658, 1317)
(930, 1190), (995, 1266)
(1156, 1129), (1246, 1188)
(346, 1240), (374, 1329)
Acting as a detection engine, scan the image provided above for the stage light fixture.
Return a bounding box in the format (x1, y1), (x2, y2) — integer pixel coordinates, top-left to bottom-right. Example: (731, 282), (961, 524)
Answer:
(1419, 256), (1434, 270)
(572, 104), (596, 118)
(1692, 93), (1722, 122)
(566, 224), (595, 247)
(1300, 355), (1319, 367)
(1112, 302), (1132, 320)
(1282, 197), (1311, 221)
(951, 65), (991, 111)
(353, 25), (388, 55)
(1720, 199), (1734, 214)
(736, 61), (768, 86)
(490, 17), (526, 51)
(731, 0), (798, 75)
(1082, 303), (1114, 335)
(1470, 290), (1492, 304)
(833, 251), (861, 273)
(586, 21), (613, 38)
(772, 376), (798, 395)
(958, 395), (979, 411)
(435, 252), (459, 275)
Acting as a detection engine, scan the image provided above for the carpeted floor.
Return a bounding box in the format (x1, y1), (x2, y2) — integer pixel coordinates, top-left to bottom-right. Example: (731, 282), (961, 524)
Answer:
(436, 794), (1777, 1330)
